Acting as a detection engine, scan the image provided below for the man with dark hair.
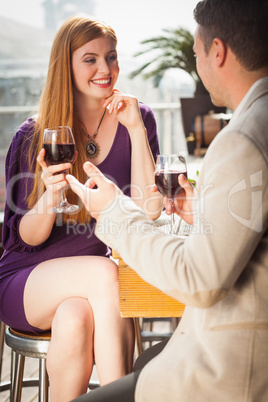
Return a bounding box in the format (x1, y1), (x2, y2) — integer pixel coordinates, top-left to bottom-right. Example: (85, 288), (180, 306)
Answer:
(69, 0), (268, 400)
(194, 0), (268, 72)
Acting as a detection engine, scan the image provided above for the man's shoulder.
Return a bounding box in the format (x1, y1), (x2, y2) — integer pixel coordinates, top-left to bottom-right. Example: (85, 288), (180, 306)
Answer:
(232, 92), (268, 162)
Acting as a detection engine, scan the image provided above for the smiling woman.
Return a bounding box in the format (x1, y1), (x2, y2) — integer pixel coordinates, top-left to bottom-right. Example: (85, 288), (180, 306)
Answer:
(71, 35), (120, 159)
(71, 36), (119, 108)
(0, 14), (162, 402)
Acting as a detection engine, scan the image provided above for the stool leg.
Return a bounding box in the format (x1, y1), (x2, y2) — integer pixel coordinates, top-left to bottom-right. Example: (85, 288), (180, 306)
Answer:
(11, 352), (25, 402)
(134, 318), (143, 356)
(172, 317), (180, 329)
(39, 358), (49, 402)
(10, 350), (15, 397)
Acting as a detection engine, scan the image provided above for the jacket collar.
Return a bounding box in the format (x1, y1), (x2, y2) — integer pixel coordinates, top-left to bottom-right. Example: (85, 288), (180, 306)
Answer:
(232, 77), (268, 122)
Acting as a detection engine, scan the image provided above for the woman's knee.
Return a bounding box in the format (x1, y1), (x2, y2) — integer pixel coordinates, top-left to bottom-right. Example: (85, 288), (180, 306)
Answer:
(47, 299), (94, 376)
(52, 298), (94, 336)
(93, 259), (119, 298)
(101, 258), (119, 284)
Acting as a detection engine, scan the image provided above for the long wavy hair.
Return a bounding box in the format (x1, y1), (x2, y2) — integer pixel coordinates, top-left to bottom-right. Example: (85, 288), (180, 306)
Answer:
(27, 15), (117, 223)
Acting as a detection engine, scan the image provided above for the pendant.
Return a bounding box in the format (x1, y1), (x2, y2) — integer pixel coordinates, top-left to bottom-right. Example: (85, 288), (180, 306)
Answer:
(85, 138), (100, 159)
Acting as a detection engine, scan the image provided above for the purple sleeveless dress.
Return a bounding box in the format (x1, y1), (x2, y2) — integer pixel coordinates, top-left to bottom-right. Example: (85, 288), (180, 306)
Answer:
(0, 103), (159, 333)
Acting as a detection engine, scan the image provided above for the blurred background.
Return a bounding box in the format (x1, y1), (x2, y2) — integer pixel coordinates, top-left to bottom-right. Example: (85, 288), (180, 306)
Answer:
(0, 0), (200, 212)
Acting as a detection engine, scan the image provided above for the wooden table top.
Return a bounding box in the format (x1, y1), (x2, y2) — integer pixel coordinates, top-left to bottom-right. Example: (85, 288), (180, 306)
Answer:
(112, 250), (185, 318)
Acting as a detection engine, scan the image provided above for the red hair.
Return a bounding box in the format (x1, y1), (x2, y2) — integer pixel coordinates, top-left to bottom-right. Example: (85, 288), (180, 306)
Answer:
(27, 15), (117, 223)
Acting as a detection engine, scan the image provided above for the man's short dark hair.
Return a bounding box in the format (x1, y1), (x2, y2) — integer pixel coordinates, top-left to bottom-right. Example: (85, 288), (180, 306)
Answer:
(194, 0), (268, 71)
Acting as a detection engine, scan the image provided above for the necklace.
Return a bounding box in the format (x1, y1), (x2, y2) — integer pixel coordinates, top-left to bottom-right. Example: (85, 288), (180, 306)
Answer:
(83, 108), (106, 159)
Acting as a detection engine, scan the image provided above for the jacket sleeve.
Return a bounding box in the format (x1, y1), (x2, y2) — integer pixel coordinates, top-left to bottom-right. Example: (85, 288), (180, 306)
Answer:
(95, 130), (268, 308)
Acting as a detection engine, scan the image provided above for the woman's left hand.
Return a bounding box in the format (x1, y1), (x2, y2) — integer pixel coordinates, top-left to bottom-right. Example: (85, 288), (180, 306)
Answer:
(103, 89), (144, 130)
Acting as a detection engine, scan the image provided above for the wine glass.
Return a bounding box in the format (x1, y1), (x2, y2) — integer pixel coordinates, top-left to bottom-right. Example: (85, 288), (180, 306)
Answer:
(43, 126), (79, 213)
(155, 154), (187, 234)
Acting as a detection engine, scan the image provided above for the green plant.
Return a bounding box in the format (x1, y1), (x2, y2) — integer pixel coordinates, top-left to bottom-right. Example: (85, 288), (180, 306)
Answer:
(188, 170), (199, 186)
(129, 27), (201, 88)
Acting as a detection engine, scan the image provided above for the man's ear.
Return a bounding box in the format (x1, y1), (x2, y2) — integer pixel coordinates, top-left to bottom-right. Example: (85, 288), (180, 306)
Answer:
(212, 38), (227, 67)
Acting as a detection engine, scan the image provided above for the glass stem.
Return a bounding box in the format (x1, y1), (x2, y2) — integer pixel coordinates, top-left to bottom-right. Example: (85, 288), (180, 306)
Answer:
(60, 189), (68, 207)
(170, 199), (176, 234)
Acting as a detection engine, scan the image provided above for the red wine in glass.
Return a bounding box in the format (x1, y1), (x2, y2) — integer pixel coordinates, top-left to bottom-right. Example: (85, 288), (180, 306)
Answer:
(43, 126), (79, 213)
(155, 170), (188, 199)
(155, 154), (187, 234)
(43, 143), (76, 165)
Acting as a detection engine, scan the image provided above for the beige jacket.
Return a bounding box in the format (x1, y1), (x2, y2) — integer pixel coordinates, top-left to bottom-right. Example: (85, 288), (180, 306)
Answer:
(96, 78), (268, 401)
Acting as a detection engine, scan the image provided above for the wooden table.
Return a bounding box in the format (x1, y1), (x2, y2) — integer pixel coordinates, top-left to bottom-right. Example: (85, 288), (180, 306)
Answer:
(112, 250), (185, 354)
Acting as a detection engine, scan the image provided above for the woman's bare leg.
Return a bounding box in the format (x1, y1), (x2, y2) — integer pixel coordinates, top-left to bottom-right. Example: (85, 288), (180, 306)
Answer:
(90, 270), (134, 384)
(47, 298), (95, 400)
(23, 256), (135, 401)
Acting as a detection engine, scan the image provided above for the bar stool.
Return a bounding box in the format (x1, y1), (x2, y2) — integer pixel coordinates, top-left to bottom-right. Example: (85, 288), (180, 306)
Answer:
(5, 326), (51, 402)
(0, 320), (10, 393)
(4, 325), (100, 401)
(135, 317), (180, 355)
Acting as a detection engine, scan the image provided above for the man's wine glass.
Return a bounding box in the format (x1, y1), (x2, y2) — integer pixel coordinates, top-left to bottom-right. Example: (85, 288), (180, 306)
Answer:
(155, 154), (187, 234)
(43, 126), (79, 213)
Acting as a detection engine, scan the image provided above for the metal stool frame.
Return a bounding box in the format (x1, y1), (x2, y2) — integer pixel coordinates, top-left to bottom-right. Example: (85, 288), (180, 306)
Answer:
(5, 326), (50, 402)
(3, 324), (100, 401)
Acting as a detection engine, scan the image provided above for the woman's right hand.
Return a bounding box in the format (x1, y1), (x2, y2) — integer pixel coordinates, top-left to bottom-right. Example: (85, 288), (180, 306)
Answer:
(18, 149), (72, 246)
(37, 148), (72, 208)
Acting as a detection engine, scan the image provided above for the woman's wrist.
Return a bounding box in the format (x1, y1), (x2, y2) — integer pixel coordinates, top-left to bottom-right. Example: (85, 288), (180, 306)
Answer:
(35, 190), (59, 216)
(127, 125), (147, 140)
